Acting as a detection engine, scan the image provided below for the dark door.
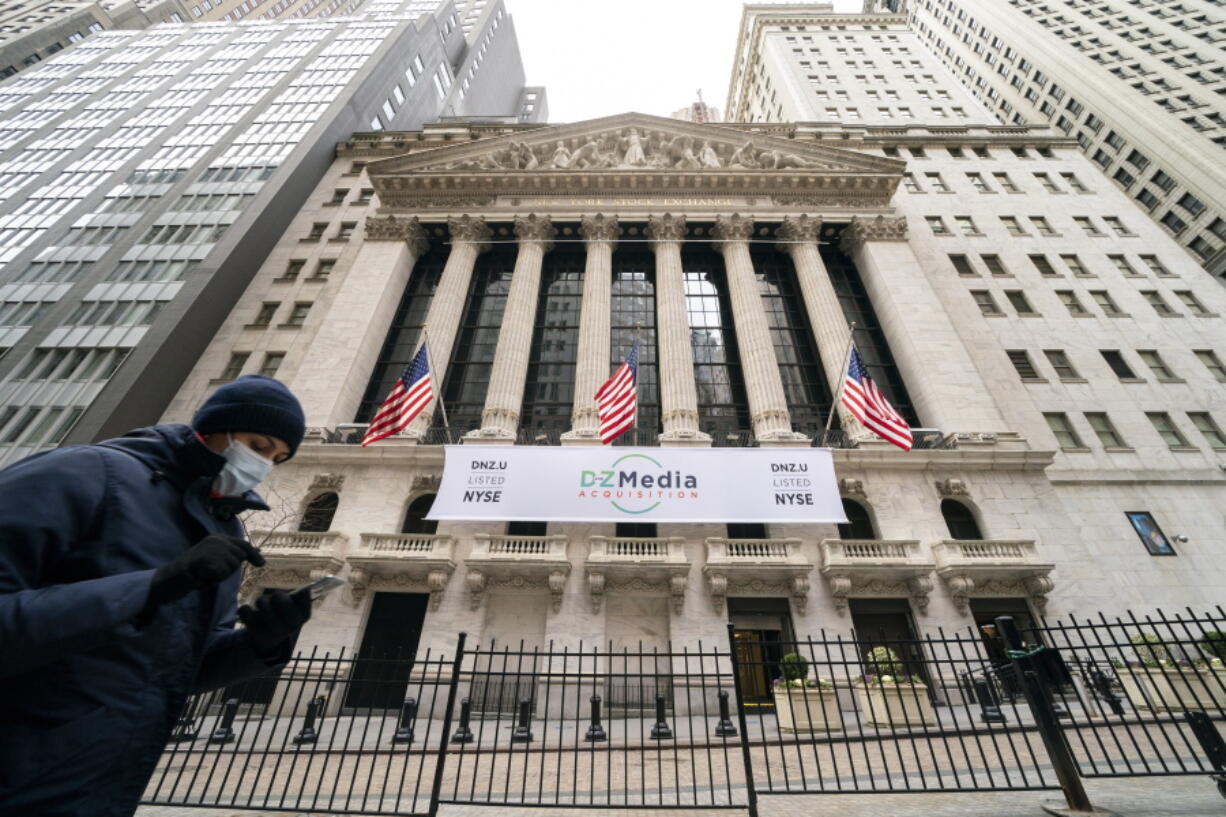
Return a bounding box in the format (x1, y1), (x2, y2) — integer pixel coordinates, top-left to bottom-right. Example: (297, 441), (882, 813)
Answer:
(729, 597), (794, 705)
(970, 597), (1040, 699)
(849, 598), (928, 684)
(344, 592), (429, 710)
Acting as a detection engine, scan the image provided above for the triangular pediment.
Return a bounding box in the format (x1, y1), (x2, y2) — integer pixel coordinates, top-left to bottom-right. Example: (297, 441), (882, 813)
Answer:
(373, 112), (898, 176)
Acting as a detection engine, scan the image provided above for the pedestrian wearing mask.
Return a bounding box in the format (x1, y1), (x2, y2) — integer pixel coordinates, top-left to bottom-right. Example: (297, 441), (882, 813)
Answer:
(0, 375), (312, 817)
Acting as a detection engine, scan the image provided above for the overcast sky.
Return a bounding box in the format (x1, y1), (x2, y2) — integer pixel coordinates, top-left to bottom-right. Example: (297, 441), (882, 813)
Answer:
(506, 0), (863, 123)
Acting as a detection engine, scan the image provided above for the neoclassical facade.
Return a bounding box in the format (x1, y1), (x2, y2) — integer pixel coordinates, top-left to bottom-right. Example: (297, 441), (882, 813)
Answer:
(163, 112), (1226, 687)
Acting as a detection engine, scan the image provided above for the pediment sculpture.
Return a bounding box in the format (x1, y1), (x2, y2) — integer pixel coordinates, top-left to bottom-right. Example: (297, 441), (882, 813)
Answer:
(439, 127), (833, 173)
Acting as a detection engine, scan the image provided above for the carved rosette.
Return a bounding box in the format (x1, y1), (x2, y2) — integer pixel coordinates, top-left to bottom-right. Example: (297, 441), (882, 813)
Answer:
(839, 215), (908, 254)
(707, 572), (728, 613)
(514, 214), (556, 250)
(669, 573), (687, 615)
(645, 213), (687, 246)
(309, 473), (345, 494)
(776, 214), (823, 252)
(588, 572), (606, 613)
(364, 215), (429, 256)
(580, 214), (619, 245)
(466, 569), (486, 611)
(711, 213), (755, 251)
(935, 478), (969, 498)
(447, 215), (492, 252)
(548, 570), (567, 613)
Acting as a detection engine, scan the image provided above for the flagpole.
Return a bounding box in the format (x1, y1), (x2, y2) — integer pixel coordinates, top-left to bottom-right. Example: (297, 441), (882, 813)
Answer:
(821, 321), (857, 445)
(421, 324), (451, 441)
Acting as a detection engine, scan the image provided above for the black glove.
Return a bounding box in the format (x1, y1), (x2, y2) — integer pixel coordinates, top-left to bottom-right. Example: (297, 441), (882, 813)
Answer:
(147, 535), (265, 611)
(238, 589), (311, 657)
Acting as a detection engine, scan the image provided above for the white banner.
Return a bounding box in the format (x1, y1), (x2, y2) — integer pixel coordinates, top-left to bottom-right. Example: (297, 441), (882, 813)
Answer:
(427, 446), (847, 524)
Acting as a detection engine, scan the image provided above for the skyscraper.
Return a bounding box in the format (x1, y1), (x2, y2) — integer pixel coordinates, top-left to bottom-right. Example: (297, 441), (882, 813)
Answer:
(891, 0), (1225, 278)
(0, 0), (544, 464)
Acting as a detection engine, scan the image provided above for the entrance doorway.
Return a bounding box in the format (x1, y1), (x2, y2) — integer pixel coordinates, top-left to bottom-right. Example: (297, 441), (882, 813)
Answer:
(849, 598), (928, 684)
(729, 597), (794, 705)
(344, 592), (429, 710)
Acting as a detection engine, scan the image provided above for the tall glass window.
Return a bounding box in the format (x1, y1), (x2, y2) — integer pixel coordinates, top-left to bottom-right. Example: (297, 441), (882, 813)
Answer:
(682, 244), (750, 439)
(610, 247), (659, 440)
(355, 245), (444, 422)
(820, 227), (919, 427)
(521, 244), (583, 438)
(754, 244), (832, 435)
(442, 243), (515, 432)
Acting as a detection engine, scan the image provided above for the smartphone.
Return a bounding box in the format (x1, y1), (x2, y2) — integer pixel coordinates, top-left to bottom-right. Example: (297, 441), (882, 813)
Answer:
(292, 574), (346, 602)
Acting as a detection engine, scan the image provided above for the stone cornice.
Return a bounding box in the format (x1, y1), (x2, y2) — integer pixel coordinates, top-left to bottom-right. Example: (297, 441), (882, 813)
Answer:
(840, 215), (909, 254)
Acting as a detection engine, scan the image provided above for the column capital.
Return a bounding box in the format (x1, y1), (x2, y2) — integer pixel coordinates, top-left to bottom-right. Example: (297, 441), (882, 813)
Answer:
(712, 213), (755, 252)
(579, 213), (619, 246)
(447, 215), (492, 252)
(645, 213), (687, 246)
(777, 214), (823, 252)
(514, 214), (556, 251)
(840, 215), (908, 254)
(364, 215), (429, 255)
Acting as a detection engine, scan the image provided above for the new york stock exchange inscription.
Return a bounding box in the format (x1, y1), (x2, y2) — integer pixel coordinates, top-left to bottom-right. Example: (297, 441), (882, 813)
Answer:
(504, 196), (759, 208)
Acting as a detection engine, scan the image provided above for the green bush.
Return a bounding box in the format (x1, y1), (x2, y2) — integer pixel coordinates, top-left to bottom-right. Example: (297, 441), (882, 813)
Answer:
(1130, 632), (1171, 666)
(865, 645), (905, 677)
(1200, 631), (1226, 661)
(780, 653), (809, 683)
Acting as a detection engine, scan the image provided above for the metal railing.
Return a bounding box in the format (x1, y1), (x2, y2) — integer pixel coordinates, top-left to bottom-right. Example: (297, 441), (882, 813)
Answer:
(142, 607), (1226, 816)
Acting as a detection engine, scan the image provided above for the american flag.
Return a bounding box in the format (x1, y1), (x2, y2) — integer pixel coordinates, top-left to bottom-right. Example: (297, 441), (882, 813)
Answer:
(361, 344), (434, 446)
(595, 341), (639, 445)
(841, 347), (913, 451)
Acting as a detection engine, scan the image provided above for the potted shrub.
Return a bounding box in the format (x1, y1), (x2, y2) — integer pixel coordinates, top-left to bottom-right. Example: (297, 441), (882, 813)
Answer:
(854, 646), (935, 728)
(772, 653), (841, 733)
(1116, 632), (1225, 711)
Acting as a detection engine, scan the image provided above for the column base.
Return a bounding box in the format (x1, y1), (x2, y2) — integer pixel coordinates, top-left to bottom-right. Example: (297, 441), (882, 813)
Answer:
(756, 431), (812, 447)
(659, 429), (712, 447)
(462, 427), (516, 445)
(560, 429), (603, 446)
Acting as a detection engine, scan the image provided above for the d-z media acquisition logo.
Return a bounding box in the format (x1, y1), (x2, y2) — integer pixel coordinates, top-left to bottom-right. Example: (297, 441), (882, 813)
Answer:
(577, 453), (700, 515)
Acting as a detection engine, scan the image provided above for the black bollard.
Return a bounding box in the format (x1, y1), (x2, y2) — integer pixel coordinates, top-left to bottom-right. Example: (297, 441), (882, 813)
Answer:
(714, 690), (738, 737)
(208, 698), (239, 744)
(973, 676), (1007, 723)
(511, 696), (534, 743)
(585, 694), (607, 742)
(451, 697), (474, 744)
(392, 697), (417, 744)
(1090, 667), (1125, 716)
(293, 696), (324, 745)
(650, 693), (673, 740)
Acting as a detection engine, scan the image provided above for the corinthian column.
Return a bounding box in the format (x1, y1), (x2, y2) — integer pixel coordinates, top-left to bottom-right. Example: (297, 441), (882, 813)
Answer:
(408, 215), (491, 436)
(294, 215), (428, 429)
(777, 215), (864, 439)
(712, 214), (807, 443)
(467, 214), (555, 442)
(562, 214), (617, 445)
(646, 214), (709, 445)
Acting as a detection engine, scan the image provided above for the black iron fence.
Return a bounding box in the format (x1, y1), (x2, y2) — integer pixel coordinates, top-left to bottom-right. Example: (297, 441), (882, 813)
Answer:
(142, 607), (1226, 816)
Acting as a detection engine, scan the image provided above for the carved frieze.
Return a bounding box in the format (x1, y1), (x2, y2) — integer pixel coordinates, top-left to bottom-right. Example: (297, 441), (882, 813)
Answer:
(840, 215), (909, 254)
(935, 478), (969, 498)
(309, 473), (345, 494)
(839, 477), (866, 497)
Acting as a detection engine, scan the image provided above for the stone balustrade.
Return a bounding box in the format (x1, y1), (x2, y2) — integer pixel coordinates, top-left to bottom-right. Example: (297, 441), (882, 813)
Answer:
(347, 533), (457, 610)
(819, 538), (935, 614)
(242, 530), (346, 603)
(933, 539), (1055, 615)
(586, 536), (690, 614)
(466, 534), (571, 613)
(356, 532), (455, 558)
(703, 537), (813, 614)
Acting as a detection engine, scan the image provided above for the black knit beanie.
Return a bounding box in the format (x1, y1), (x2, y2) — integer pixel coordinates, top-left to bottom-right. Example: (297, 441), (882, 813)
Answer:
(192, 375), (306, 459)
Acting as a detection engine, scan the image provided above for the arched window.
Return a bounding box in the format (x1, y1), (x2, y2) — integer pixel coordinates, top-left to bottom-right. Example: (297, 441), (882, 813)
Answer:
(616, 522), (657, 538)
(838, 498), (876, 539)
(401, 494), (437, 535)
(941, 499), (983, 540)
(299, 492), (338, 532)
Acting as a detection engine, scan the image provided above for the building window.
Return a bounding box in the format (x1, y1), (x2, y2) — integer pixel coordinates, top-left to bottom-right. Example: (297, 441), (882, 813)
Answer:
(1057, 290), (1089, 316)
(299, 492), (339, 532)
(941, 499), (983, 540)
(1147, 412), (1192, 448)
(1139, 255), (1173, 277)
(966, 172), (991, 192)
(1007, 350), (1041, 380)
(981, 255), (1008, 276)
(1090, 290), (1124, 316)
(1103, 216), (1132, 236)
(1029, 254), (1058, 277)
(1074, 216), (1103, 236)
(902, 173), (922, 193)
(1034, 172), (1060, 193)
(1107, 255), (1140, 277)
(314, 259), (336, 279)
(1174, 291), (1211, 316)
(1000, 216), (1027, 236)
(283, 302), (312, 327)
(924, 172), (951, 192)
(259, 352), (285, 377)
(521, 248), (584, 436)
(926, 216), (951, 235)
(1195, 350), (1226, 382)
(1137, 350), (1176, 380)
(1044, 412), (1085, 449)
(955, 215), (981, 235)
(1030, 216), (1058, 236)
(684, 249), (750, 436)
(1188, 413), (1226, 449)
(335, 222), (356, 240)
(1101, 349), (1139, 380)
(329, 189), (348, 205)
(251, 302), (278, 327)
(1125, 149), (1150, 170)
(1005, 291), (1037, 315)
(1043, 350), (1080, 380)
(306, 222), (328, 241)
(993, 172), (1021, 193)
(1142, 290), (1178, 316)
(282, 260), (305, 280)
(609, 253), (660, 435)
(1177, 193), (1206, 217)
(949, 254), (976, 276)
(1085, 412), (1127, 448)
(971, 290), (1003, 316)
(220, 352), (249, 381)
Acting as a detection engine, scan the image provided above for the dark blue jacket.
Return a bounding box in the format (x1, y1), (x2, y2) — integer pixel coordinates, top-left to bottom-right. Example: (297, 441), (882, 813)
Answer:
(0, 424), (285, 817)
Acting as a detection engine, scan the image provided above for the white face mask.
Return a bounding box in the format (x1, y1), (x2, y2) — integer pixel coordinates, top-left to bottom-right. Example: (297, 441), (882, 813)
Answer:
(213, 435), (273, 496)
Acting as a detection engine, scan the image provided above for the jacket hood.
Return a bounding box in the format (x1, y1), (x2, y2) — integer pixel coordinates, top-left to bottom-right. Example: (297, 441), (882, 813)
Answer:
(95, 424), (270, 512)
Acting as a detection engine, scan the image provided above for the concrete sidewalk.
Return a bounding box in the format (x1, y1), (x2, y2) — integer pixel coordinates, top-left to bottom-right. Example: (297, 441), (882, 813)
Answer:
(137, 774), (1226, 816)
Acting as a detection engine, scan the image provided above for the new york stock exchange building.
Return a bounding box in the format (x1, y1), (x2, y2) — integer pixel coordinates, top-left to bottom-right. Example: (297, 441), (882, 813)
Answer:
(164, 111), (1226, 705)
